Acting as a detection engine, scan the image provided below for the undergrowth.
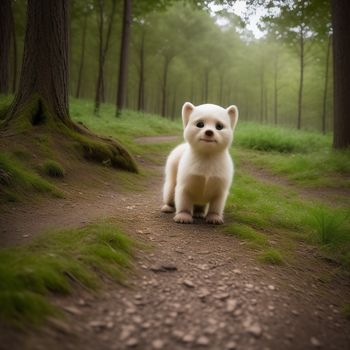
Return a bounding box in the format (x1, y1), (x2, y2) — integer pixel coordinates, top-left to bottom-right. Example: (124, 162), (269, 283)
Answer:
(0, 152), (62, 202)
(0, 223), (136, 327)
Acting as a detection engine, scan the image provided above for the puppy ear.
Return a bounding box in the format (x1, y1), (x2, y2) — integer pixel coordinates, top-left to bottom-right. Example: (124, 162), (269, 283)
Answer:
(182, 102), (195, 128)
(226, 105), (239, 131)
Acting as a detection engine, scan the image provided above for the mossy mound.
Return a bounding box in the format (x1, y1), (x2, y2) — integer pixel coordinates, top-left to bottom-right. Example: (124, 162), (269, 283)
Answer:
(1, 96), (138, 173)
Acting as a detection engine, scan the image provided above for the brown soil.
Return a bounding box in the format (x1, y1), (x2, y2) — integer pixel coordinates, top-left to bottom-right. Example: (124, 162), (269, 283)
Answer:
(0, 138), (350, 350)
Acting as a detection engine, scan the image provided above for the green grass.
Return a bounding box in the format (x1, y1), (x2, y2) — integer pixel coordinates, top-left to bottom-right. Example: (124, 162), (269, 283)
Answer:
(235, 122), (329, 153)
(226, 169), (350, 268)
(259, 248), (284, 265)
(70, 98), (182, 158)
(0, 152), (63, 202)
(42, 160), (65, 178)
(0, 223), (136, 326)
(234, 122), (350, 188)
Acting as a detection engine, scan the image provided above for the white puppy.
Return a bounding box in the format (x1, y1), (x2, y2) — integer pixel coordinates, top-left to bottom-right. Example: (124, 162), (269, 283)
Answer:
(161, 102), (238, 224)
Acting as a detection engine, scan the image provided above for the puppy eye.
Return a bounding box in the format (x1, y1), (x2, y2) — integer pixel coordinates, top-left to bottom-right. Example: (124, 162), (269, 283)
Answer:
(216, 123), (224, 130)
(196, 121), (204, 128)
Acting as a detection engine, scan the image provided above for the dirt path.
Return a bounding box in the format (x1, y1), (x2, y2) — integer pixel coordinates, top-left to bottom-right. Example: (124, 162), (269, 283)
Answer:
(1, 143), (350, 350)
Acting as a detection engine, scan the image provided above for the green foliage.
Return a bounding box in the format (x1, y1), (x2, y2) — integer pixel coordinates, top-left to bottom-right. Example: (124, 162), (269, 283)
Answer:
(226, 168), (350, 268)
(226, 223), (267, 247)
(0, 152), (62, 202)
(70, 99), (182, 158)
(308, 207), (350, 246)
(259, 248), (284, 265)
(234, 123), (350, 188)
(0, 223), (136, 326)
(235, 122), (329, 153)
(42, 160), (65, 178)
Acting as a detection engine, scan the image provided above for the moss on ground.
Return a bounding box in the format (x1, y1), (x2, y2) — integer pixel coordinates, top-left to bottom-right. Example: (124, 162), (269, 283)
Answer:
(0, 223), (136, 327)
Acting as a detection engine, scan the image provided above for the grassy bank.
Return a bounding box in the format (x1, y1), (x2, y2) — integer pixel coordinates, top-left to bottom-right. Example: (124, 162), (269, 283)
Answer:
(0, 223), (136, 326)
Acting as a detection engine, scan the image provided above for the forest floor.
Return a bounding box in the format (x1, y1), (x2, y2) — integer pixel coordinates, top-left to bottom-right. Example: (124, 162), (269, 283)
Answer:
(1, 135), (350, 350)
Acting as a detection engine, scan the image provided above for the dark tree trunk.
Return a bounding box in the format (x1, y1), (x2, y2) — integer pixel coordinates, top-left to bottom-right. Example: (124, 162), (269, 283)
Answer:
(0, 0), (12, 94)
(171, 87), (177, 120)
(2, 0), (136, 173)
(297, 29), (305, 130)
(116, 0), (132, 117)
(331, 0), (350, 148)
(321, 35), (331, 134)
(10, 1), (17, 93)
(161, 56), (171, 117)
(6, 0), (71, 125)
(273, 52), (278, 125)
(95, 0), (117, 114)
(137, 30), (145, 112)
(75, 12), (87, 99)
(260, 58), (265, 123)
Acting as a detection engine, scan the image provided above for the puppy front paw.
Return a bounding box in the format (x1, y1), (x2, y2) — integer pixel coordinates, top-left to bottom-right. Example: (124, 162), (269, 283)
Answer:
(206, 213), (224, 225)
(161, 204), (175, 213)
(174, 212), (193, 224)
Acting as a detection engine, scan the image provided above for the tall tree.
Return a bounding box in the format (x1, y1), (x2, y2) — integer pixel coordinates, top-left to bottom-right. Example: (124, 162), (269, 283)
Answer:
(95, 0), (117, 115)
(321, 34), (331, 134)
(116, 0), (132, 117)
(331, 0), (350, 148)
(0, 0), (12, 94)
(3, 0), (136, 172)
(75, 11), (88, 99)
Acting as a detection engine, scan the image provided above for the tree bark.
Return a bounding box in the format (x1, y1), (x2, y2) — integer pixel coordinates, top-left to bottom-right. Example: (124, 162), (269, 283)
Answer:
(161, 56), (171, 117)
(331, 0), (350, 148)
(0, 0), (12, 94)
(116, 0), (132, 117)
(6, 0), (71, 125)
(75, 12), (88, 99)
(219, 74), (224, 105)
(95, 0), (117, 114)
(10, 1), (17, 94)
(260, 57), (265, 123)
(273, 51), (279, 125)
(137, 30), (145, 112)
(321, 35), (331, 134)
(297, 29), (304, 130)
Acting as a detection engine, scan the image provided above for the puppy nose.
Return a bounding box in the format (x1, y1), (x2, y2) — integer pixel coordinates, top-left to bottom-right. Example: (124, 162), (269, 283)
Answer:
(205, 130), (214, 137)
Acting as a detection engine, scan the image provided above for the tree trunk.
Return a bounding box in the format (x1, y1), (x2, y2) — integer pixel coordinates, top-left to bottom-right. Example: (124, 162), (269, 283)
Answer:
(161, 56), (170, 117)
(95, 0), (117, 114)
(321, 35), (331, 134)
(0, 0), (12, 94)
(75, 12), (87, 99)
(94, 0), (104, 115)
(171, 87), (177, 121)
(273, 51), (278, 125)
(297, 29), (304, 130)
(260, 58), (264, 123)
(331, 1), (350, 148)
(6, 0), (70, 124)
(116, 0), (132, 117)
(264, 87), (268, 123)
(10, 1), (17, 94)
(137, 30), (145, 112)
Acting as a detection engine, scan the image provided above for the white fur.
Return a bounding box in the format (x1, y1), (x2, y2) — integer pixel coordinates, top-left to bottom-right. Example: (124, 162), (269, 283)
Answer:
(161, 102), (238, 224)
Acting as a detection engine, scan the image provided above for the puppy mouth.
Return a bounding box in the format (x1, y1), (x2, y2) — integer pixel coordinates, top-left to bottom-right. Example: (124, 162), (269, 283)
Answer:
(199, 138), (217, 143)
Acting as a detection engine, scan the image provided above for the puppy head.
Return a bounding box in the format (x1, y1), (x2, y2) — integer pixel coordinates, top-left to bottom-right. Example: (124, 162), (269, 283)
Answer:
(182, 102), (239, 154)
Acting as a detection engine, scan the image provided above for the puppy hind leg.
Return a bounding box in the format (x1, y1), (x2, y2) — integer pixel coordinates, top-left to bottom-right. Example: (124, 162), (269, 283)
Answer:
(161, 180), (176, 213)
